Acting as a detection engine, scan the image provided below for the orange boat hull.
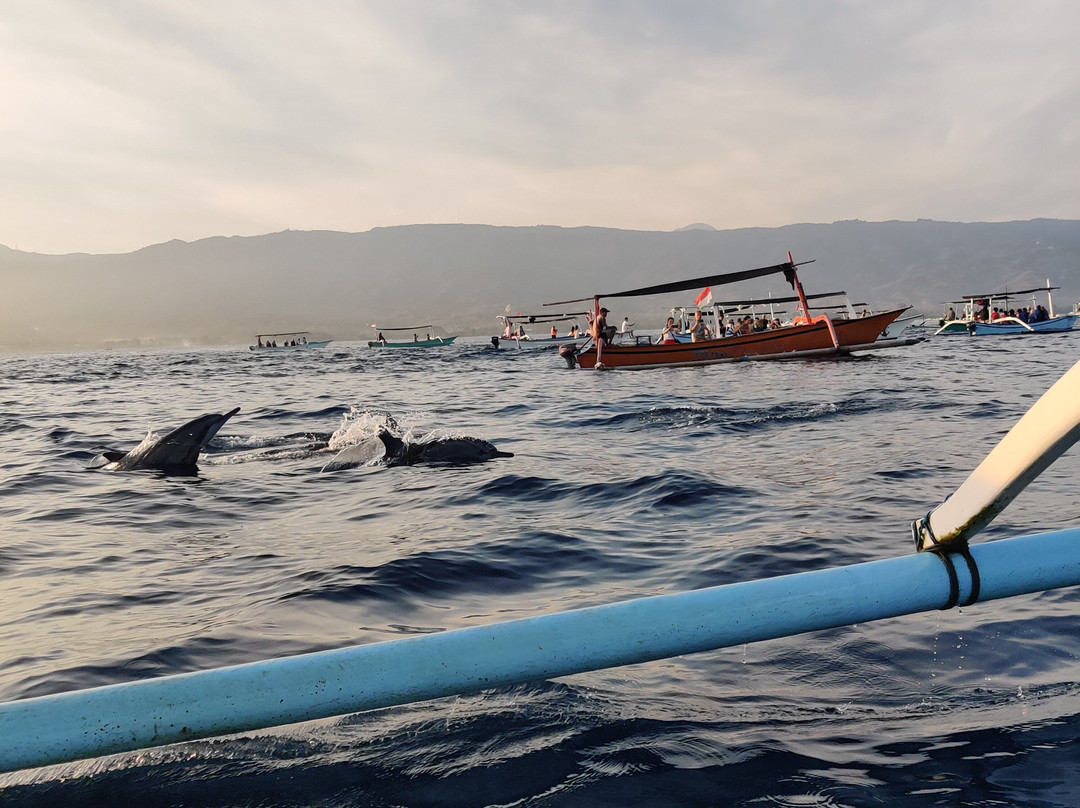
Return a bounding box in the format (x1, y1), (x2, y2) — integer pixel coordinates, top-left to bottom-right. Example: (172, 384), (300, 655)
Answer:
(572, 309), (909, 369)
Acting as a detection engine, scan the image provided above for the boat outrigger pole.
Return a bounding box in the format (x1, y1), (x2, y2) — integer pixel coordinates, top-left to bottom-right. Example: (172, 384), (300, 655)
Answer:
(912, 357), (1080, 551)
(787, 252), (839, 349)
(3, 361), (1080, 773)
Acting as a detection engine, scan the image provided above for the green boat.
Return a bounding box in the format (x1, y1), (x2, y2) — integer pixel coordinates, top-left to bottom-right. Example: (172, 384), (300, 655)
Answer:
(368, 324), (458, 348)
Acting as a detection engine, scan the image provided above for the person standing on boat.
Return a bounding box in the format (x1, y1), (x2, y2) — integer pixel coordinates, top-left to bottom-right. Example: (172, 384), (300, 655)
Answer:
(593, 307), (611, 346)
(688, 310), (710, 342)
(550, 324), (558, 338)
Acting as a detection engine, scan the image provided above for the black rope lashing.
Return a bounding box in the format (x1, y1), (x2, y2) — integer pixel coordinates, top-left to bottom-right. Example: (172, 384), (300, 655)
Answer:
(928, 545), (982, 610)
(933, 549), (961, 610)
(956, 545), (981, 607)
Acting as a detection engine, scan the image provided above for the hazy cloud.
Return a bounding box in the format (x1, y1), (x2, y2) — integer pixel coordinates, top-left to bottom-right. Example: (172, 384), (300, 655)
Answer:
(2, 0), (1078, 253)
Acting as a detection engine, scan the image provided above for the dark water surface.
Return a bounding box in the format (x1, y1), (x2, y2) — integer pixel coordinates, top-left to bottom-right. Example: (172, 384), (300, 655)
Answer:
(2, 333), (1080, 806)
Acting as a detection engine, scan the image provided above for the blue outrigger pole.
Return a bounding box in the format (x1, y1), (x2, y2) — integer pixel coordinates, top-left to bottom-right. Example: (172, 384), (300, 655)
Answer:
(2, 360), (1080, 774)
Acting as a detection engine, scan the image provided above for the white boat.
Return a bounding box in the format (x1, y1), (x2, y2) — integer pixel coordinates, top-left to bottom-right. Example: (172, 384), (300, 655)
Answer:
(491, 312), (590, 350)
(249, 332), (332, 351)
(879, 311), (929, 340)
(368, 325), (458, 348)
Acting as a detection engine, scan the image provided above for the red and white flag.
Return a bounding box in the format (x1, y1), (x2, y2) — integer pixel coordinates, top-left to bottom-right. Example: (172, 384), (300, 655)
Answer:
(694, 286), (712, 307)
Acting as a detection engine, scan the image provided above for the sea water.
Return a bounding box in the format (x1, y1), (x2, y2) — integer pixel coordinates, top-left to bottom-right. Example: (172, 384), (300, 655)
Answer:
(2, 333), (1080, 806)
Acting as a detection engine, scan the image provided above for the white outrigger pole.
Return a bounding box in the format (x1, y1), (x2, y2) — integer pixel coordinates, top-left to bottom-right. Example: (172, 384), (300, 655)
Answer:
(3, 362), (1080, 773)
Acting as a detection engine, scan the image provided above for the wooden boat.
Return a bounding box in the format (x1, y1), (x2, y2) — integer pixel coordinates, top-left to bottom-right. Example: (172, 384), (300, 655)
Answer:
(368, 324), (458, 348)
(936, 283), (1078, 336)
(491, 311), (590, 350)
(548, 255), (915, 370)
(973, 313), (1078, 335)
(249, 332), (331, 351)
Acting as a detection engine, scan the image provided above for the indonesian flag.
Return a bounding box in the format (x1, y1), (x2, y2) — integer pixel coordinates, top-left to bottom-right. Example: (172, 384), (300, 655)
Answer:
(694, 286), (712, 307)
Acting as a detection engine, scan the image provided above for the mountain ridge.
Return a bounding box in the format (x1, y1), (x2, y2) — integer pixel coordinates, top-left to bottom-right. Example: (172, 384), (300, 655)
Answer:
(3, 219), (1078, 350)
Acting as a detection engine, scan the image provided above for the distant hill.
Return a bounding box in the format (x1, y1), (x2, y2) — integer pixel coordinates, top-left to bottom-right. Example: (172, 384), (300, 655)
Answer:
(2, 219), (1079, 350)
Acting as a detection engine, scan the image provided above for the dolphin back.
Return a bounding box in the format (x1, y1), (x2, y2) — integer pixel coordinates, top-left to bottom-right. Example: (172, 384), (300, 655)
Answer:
(414, 437), (513, 465)
(323, 430), (512, 470)
(321, 435), (391, 472)
(111, 407), (240, 472)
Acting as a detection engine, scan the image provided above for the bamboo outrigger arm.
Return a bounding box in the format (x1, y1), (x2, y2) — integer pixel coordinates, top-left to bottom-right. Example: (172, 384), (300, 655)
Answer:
(912, 358), (1080, 551)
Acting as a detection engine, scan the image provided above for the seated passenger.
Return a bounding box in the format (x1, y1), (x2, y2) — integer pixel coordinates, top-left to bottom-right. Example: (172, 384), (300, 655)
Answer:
(660, 317), (679, 344)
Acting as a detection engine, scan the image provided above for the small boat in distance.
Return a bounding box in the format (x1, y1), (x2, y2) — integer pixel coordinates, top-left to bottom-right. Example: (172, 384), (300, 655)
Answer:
(368, 324), (458, 348)
(250, 332), (332, 351)
(491, 311), (590, 350)
(935, 282), (1079, 335)
(548, 254), (916, 370)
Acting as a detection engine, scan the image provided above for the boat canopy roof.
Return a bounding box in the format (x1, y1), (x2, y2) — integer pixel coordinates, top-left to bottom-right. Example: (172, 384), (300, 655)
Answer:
(371, 324), (435, 331)
(708, 290), (847, 308)
(1014, 285), (1061, 294)
(499, 311), (589, 324)
(544, 259), (808, 306)
(809, 302), (870, 311)
(957, 285), (1060, 302)
(255, 331), (310, 338)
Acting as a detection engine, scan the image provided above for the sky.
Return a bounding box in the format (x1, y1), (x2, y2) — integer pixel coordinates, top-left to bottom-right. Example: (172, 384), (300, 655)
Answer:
(2, 0), (1079, 255)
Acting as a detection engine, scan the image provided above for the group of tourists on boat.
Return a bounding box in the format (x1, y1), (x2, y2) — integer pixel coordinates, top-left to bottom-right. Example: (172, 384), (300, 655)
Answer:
(655, 311), (786, 344)
(545, 323), (584, 339)
(968, 304), (1053, 324)
(257, 335), (307, 348)
(728, 314), (785, 335)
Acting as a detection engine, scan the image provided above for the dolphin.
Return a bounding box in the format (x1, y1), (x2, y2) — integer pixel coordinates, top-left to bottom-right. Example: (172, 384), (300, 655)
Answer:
(94, 407), (240, 473)
(322, 428), (512, 472)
